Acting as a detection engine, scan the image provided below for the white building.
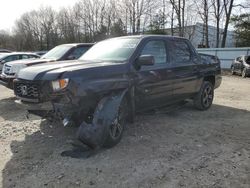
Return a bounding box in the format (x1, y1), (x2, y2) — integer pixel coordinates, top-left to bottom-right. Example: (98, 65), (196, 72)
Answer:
(165, 23), (235, 48)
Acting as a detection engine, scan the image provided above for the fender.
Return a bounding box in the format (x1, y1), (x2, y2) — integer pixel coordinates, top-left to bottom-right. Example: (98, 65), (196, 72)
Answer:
(76, 89), (128, 149)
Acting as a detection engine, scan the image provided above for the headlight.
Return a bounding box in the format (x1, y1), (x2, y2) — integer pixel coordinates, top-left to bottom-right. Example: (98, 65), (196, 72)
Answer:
(11, 64), (27, 74)
(51, 78), (69, 91)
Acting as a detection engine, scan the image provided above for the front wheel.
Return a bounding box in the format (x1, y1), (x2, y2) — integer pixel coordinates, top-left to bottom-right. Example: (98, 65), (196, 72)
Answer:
(231, 66), (235, 75)
(103, 97), (128, 148)
(193, 81), (214, 110)
(242, 68), (247, 78)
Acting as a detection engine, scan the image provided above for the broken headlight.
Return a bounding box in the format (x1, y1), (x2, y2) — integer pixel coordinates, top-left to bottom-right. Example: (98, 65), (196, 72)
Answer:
(51, 78), (69, 91)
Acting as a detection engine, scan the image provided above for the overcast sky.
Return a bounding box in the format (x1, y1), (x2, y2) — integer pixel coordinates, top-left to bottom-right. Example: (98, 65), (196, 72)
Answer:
(0, 0), (247, 31)
(0, 0), (78, 31)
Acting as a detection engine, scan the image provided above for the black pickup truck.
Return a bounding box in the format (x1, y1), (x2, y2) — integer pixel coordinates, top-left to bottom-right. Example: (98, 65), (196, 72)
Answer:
(14, 35), (221, 149)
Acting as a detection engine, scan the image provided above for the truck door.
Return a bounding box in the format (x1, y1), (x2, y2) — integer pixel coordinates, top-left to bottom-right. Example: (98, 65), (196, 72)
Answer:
(135, 39), (174, 110)
(170, 39), (200, 100)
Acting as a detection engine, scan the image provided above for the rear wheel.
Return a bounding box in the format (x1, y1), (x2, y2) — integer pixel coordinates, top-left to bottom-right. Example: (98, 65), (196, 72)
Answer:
(194, 81), (214, 110)
(103, 97), (128, 148)
(242, 68), (247, 78)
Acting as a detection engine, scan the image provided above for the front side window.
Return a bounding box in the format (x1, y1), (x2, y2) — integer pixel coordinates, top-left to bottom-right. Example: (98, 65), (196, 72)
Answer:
(245, 56), (250, 64)
(80, 38), (139, 62)
(171, 40), (191, 64)
(4, 55), (20, 62)
(29, 55), (39, 58)
(141, 40), (167, 64)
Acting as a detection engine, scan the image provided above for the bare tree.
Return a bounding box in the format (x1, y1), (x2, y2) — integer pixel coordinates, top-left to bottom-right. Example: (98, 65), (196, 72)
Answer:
(123, 0), (158, 34)
(221, 0), (234, 47)
(195, 0), (211, 47)
(211, 0), (224, 47)
(168, 0), (186, 37)
(0, 30), (12, 49)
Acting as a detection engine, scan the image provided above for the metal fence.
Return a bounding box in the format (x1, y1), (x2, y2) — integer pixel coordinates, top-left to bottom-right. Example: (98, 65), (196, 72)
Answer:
(197, 47), (250, 69)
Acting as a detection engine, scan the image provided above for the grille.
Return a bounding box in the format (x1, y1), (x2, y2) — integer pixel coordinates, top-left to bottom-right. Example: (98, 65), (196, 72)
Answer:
(3, 65), (14, 76)
(15, 82), (39, 99)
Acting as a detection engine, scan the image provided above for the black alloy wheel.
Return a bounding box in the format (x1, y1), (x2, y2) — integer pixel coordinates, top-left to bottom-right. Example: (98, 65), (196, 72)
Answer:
(104, 97), (128, 148)
(194, 81), (214, 110)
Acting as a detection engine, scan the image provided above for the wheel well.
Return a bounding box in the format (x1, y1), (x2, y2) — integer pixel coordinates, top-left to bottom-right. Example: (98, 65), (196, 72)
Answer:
(204, 76), (215, 86)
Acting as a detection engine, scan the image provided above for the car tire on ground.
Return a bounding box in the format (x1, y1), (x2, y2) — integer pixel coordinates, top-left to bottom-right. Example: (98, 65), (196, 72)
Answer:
(231, 66), (235, 75)
(193, 81), (214, 111)
(103, 97), (128, 148)
(242, 68), (247, 78)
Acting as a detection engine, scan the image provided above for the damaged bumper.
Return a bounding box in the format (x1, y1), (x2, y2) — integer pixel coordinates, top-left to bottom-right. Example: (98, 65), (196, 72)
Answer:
(14, 100), (53, 111)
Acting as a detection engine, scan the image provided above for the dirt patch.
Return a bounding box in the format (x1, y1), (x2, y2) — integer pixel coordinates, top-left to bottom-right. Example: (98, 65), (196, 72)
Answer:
(0, 75), (250, 188)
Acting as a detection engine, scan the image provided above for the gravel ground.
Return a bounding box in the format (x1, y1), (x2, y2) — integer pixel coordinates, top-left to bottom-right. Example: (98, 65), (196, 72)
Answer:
(0, 75), (250, 188)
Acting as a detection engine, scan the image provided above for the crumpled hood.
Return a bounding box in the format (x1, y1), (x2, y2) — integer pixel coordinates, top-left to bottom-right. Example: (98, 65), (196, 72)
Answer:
(17, 60), (126, 81)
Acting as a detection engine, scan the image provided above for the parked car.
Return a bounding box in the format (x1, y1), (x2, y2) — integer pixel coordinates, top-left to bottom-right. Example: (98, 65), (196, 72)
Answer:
(231, 55), (250, 78)
(0, 49), (12, 53)
(0, 52), (39, 71)
(14, 35), (221, 150)
(0, 43), (93, 89)
(33, 51), (48, 56)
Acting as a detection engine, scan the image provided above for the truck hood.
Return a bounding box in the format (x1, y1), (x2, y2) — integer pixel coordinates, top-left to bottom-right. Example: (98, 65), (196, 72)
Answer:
(7, 58), (55, 66)
(17, 60), (127, 80)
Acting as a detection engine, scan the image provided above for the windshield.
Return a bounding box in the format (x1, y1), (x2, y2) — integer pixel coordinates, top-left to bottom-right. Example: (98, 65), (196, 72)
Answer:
(245, 56), (250, 64)
(41, 45), (72, 60)
(79, 38), (140, 62)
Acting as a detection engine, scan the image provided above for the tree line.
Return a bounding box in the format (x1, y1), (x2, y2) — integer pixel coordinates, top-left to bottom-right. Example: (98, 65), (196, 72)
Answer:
(0, 0), (249, 51)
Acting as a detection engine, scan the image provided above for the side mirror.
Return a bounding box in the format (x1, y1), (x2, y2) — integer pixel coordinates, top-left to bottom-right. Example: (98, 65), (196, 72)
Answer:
(0, 60), (6, 64)
(138, 55), (155, 66)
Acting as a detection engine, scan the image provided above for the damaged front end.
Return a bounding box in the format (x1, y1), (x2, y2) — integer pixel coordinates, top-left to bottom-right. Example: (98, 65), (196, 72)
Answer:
(14, 72), (131, 153)
(14, 83), (99, 127)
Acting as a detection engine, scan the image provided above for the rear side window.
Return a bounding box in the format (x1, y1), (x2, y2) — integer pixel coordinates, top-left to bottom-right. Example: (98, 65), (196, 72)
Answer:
(170, 40), (191, 64)
(141, 40), (167, 64)
(29, 55), (39, 58)
(22, 55), (29, 59)
(69, 46), (91, 59)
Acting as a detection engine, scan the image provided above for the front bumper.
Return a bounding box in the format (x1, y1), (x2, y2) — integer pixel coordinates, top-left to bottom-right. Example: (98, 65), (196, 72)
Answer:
(0, 74), (14, 89)
(15, 100), (53, 111)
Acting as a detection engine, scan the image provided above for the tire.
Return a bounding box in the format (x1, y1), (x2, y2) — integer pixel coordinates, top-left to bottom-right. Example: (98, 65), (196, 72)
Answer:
(242, 68), (247, 78)
(231, 66), (235, 75)
(194, 81), (214, 111)
(103, 97), (128, 148)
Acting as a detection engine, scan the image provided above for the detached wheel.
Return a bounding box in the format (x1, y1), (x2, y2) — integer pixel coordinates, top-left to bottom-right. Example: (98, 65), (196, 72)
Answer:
(103, 97), (128, 148)
(242, 68), (247, 78)
(231, 66), (235, 75)
(194, 81), (214, 110)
